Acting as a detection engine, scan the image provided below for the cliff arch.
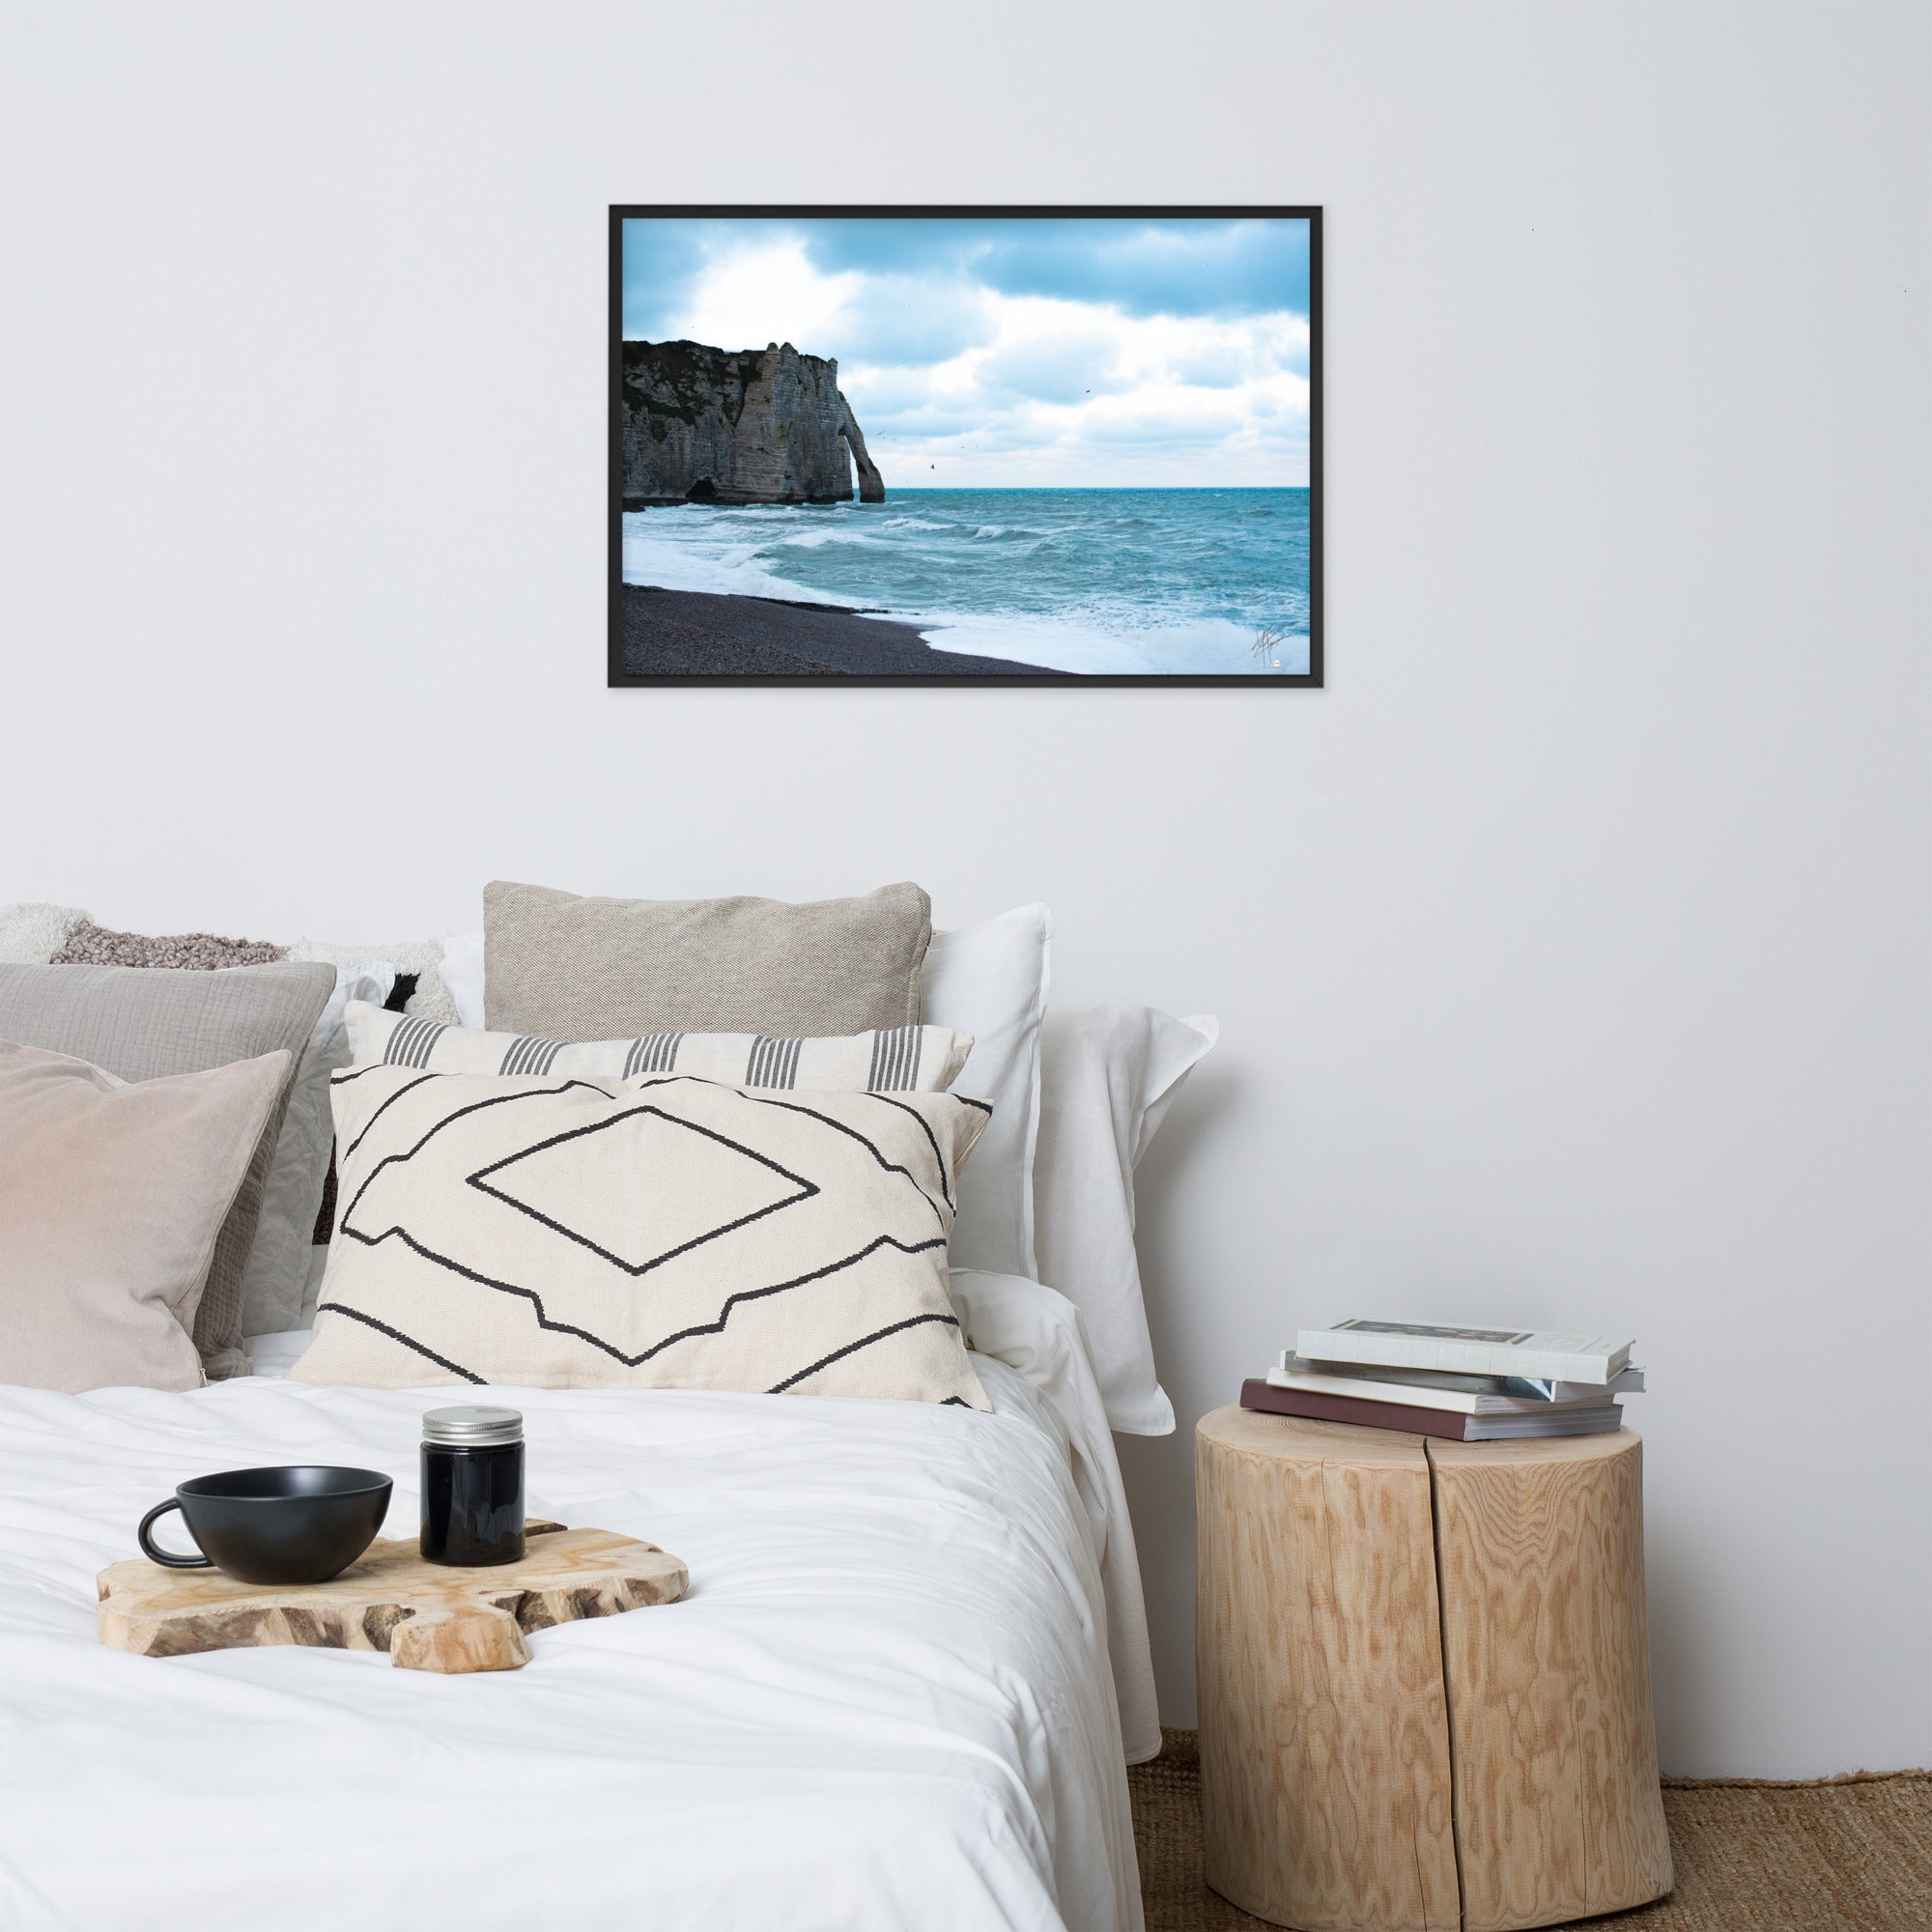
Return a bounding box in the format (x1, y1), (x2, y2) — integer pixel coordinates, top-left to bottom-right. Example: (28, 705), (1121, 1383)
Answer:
(838, 398), (886, 503)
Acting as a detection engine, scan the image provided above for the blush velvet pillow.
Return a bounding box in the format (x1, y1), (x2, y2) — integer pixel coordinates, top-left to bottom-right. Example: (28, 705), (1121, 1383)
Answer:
(290, 1065), (991, 1406)
(0, 1041), (291, 1392)
(0, 924), (380, 1344)
(0, 958), (334, 1377)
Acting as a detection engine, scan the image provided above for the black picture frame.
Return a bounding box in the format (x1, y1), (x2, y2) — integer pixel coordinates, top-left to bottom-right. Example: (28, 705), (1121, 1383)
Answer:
(609, 205), (1322, 688)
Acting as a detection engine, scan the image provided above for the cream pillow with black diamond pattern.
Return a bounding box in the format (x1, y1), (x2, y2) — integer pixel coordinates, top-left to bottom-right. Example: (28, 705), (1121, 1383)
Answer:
(287, 1065), (991, 1406)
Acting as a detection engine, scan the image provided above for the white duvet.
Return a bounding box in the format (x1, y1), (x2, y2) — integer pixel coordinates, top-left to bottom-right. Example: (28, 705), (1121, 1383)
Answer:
(0, 1272), (1151, 1932)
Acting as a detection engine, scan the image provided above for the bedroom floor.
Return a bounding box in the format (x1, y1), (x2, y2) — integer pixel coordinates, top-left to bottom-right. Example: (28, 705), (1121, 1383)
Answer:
(1127, 1731), (1932, 1932)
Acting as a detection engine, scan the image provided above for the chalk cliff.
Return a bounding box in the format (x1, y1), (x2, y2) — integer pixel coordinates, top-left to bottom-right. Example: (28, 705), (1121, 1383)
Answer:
(620, 339), (886, 507)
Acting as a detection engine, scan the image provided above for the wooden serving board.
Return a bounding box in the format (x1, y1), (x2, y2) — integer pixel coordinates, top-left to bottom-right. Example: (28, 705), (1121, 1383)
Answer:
(97, 1523), (688, 1673)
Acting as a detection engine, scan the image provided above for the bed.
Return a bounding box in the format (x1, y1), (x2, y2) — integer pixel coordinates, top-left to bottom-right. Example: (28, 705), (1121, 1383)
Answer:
(0, 1269), (1154, 1932)
(0, 897), (1202, 1932)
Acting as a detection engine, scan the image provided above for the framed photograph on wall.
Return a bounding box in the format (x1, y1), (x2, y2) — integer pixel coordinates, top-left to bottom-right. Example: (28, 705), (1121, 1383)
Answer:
(609, 206), (1321, 686)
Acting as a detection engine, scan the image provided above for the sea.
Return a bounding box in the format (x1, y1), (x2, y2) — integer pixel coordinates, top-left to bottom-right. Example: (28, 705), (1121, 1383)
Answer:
(619, 487), (1312, 675)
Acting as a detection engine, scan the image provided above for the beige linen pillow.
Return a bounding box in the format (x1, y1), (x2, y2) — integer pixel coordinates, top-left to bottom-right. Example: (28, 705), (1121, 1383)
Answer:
(290, 1065), (990, 1406)
(483, 881), (931, 1040)
(0, 1041), (291, 1393)
(0, 960), (335, 1378)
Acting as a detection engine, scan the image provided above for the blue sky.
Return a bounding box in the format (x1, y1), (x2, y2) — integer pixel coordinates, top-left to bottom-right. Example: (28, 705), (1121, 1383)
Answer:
(621, 216), (1312, 488)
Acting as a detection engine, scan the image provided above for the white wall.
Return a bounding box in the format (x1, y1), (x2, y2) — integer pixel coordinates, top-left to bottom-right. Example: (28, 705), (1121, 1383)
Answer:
(2, 2), (1925, 1776)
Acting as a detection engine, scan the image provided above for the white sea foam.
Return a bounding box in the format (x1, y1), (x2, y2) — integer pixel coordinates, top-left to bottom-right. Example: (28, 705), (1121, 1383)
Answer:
(620, 511), (866, 606)
(912, 610), (1309, 676)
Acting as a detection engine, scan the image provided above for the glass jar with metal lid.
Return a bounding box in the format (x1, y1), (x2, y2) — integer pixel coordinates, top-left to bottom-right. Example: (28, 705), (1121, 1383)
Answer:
(419, 1406), (525, 1567)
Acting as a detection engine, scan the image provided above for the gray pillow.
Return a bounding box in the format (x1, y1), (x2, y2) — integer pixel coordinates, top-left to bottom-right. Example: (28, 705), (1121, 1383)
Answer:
(0, 960), (334, 1378)
(483, 881), (931, 1040)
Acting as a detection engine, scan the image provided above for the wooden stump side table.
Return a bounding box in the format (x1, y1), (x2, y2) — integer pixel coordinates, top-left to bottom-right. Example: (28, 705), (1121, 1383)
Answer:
(1195, 1406), (1672, 1932)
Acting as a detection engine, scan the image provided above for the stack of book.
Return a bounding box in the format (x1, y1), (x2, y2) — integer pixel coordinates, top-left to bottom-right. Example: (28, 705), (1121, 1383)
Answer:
(1240, 1319), (1643, 1440)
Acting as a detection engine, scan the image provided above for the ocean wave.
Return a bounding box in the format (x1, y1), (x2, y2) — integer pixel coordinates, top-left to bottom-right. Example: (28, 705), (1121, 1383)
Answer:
(619, 525), (866, 607)
(619, 491), (1312, 668)
(775, 529), (893, 551)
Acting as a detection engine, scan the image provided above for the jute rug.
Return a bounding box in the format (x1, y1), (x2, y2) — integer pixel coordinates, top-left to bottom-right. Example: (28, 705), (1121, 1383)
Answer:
(1128, 1730), (1931, 1932)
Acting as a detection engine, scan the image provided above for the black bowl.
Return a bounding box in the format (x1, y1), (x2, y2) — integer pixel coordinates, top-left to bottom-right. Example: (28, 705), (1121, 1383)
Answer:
(138, 1466), (392, 1585)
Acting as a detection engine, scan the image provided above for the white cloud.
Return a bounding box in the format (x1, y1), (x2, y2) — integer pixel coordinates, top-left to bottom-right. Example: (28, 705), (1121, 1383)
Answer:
(667, 238), (863, 356)
(670, 246), (1311, 487)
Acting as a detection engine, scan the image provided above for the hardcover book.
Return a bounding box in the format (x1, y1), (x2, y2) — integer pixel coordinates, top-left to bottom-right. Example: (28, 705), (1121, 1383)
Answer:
(1270, 1355), (1643, 1414)
(1294, 1320), (1634, 1384)
(1239, 1378), (1625, 1442)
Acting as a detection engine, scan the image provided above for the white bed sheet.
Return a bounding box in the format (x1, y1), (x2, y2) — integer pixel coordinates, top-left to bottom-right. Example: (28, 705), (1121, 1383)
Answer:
(0, 1292), (1149, 1932)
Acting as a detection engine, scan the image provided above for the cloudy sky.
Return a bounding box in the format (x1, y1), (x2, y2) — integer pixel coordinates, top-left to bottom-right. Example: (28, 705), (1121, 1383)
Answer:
(621, 215), (1312, 488)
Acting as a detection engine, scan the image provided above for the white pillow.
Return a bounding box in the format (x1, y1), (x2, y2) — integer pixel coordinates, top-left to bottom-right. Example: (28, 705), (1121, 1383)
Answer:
(1032, 1005), (1217, 1435)
(238, 962), (394, 1338)
(920, 905), (1052, 1282)
(439, 929), (486, 1028)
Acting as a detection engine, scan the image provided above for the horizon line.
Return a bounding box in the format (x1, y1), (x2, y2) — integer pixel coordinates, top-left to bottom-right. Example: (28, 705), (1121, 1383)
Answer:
(853, 482), (1310, 492)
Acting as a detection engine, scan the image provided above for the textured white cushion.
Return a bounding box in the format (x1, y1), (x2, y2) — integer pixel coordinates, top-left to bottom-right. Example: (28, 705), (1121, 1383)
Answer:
(287, 937), (459, 1024)
(0, 902), (88, 963)
(1033, 1005), (1217, 1435)
(343, 1001), (972, 1093)
(289, 1067), (991, 1406)
(920, 905), (1051, 1281)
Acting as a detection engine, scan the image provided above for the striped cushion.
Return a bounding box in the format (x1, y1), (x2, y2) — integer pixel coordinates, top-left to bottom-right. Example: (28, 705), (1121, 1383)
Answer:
(344, 1003), (974, 1094)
